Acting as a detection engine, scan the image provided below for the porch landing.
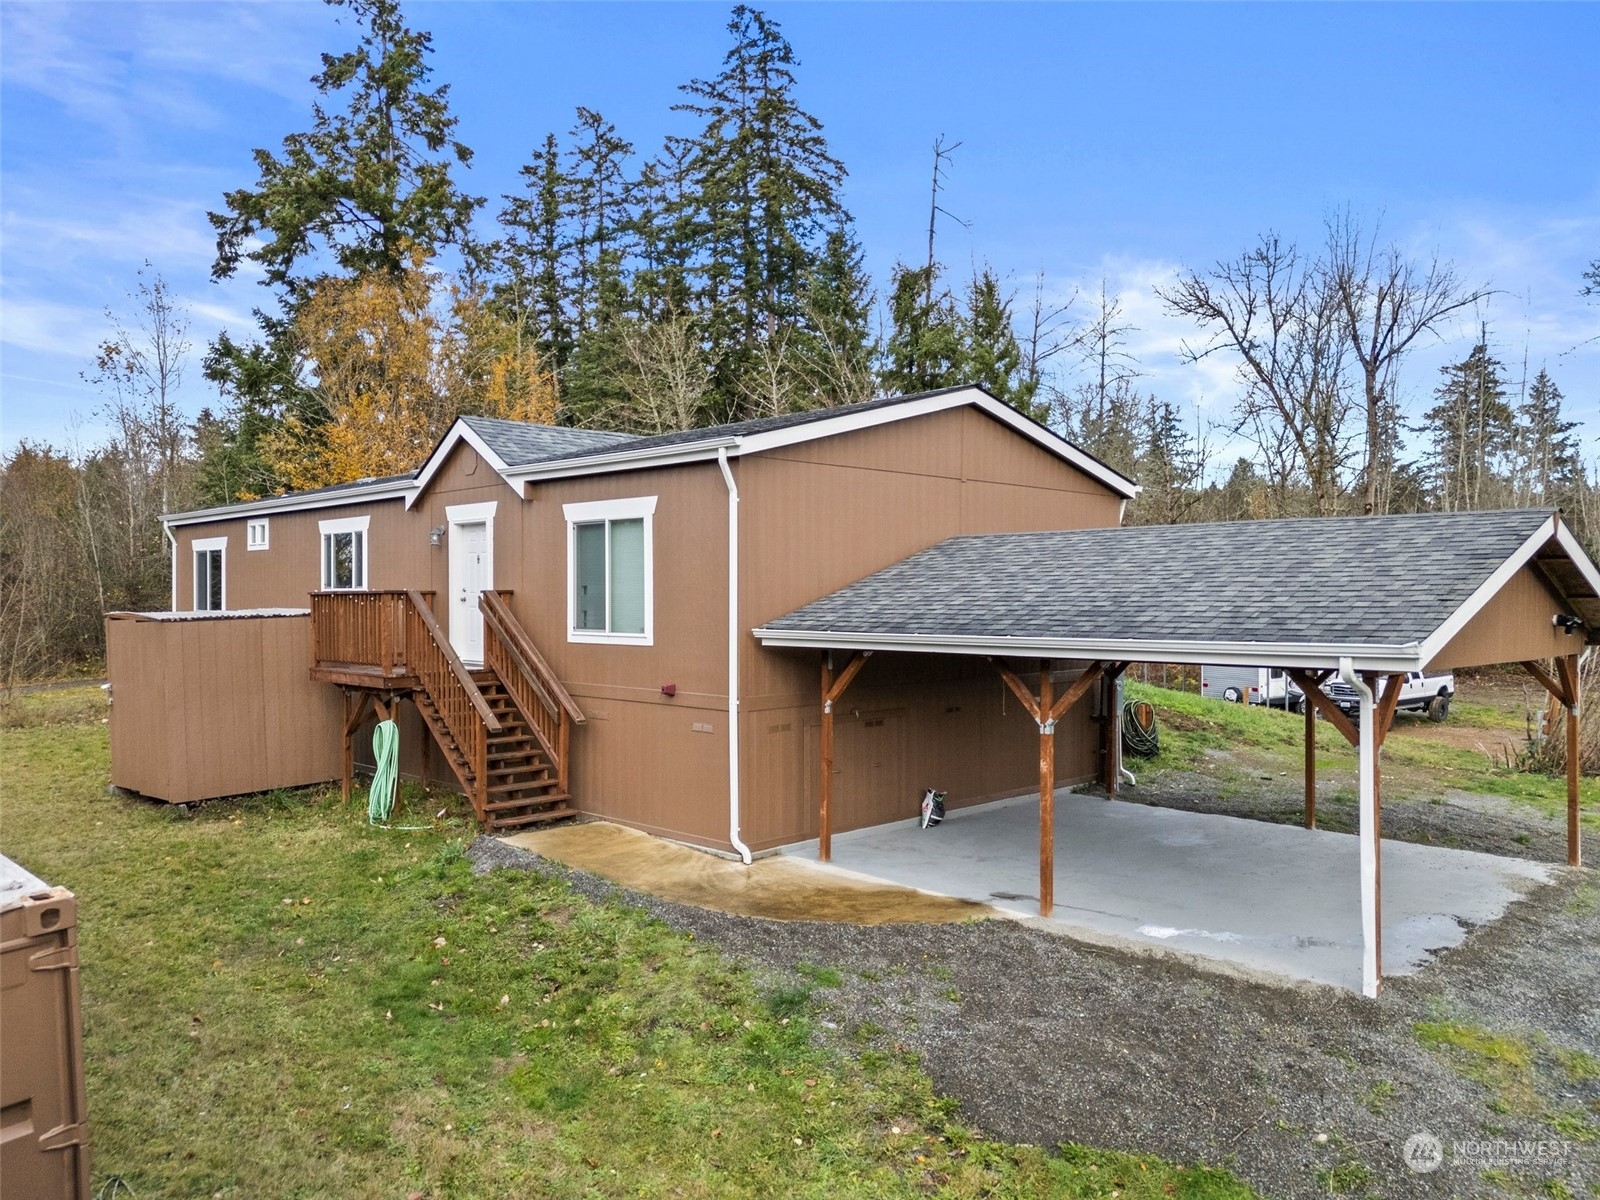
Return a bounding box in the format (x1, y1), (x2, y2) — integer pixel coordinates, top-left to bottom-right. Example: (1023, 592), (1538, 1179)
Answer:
(781, 792), (1555, 992)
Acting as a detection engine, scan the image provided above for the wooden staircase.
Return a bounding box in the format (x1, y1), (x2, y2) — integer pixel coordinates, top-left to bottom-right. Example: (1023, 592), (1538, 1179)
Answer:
(311, 589), (585, 832)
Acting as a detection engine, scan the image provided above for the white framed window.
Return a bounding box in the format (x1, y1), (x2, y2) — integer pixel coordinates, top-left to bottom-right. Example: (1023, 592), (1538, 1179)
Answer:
(564, 496), (656, 645)
(319, 515), (370, 591)
(193, 536), (226, 611)
(246, 518), (270, 551)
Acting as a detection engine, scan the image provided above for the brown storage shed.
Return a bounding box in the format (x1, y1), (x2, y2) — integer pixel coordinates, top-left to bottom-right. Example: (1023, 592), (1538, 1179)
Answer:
(106, 610), (343, 804)
(1, 855), (90, 1200)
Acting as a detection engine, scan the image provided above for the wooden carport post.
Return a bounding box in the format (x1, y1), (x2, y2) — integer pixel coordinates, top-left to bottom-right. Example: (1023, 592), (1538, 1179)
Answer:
(1297, 670), (1333, 828)
(818, 650), (872, 863)
(1520, 654), (1583, 868)
(991, 659), (1108, 916)
(1288, 667), (1404, 997)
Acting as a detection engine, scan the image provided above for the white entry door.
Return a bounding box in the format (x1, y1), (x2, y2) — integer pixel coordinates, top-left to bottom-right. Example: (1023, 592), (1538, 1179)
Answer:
(449, 519), (492, 664)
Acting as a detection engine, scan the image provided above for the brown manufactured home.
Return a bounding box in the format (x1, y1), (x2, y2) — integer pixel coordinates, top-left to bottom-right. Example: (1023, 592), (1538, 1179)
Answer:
(145, 386), (1137, 853)
(119, 384), (1600, 999)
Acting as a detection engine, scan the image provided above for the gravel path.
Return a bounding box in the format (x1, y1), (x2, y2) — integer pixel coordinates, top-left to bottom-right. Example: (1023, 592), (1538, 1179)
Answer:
(469, 835), (1598, 1199)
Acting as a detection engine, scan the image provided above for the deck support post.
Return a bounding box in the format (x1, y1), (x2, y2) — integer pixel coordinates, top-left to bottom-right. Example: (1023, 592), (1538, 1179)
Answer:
(818, 650), (872, 863)
(341, 691), (353, 805)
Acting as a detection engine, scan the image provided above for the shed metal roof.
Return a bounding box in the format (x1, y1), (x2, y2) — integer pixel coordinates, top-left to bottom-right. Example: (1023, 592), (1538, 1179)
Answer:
(755, 509), (1600, 672)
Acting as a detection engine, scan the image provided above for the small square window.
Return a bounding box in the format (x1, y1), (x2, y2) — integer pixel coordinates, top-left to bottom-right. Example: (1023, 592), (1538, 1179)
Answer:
(247, 518), (269, 550)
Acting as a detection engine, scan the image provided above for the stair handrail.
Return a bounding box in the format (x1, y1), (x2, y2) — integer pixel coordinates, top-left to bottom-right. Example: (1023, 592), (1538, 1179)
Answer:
(405, 590), (501, 733)
(479, 591), (586, 725)
(480, 590), (583, 799)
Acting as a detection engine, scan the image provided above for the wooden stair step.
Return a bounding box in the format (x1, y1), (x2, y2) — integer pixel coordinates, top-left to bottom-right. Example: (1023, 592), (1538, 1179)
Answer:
(488, 806), (578, 830)
(489, 761), (553, 777)
(487, 780), (563, 797)
(484, 793), (572, 812)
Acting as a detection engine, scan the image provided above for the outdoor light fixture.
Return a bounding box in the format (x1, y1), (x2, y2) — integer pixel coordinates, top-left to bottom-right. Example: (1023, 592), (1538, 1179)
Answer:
(429, 525), (447, 547)
(1553, 613), (1584, 633)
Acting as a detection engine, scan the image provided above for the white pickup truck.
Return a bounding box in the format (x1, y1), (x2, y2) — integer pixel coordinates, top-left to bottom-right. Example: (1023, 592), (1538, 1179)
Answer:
(1318, 670), (1455, 722)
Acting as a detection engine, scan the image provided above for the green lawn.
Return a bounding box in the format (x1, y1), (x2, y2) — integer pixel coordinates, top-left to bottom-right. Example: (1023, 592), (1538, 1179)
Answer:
(1, 687), (1255, 1200)
(1125, 681), (1600, 828)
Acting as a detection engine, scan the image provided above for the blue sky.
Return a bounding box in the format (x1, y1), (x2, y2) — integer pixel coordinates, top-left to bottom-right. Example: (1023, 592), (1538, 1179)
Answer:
(3, 1), (1597, 463)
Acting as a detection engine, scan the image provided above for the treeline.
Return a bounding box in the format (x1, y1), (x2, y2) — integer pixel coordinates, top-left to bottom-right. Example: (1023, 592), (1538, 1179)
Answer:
(2, 0), (1596, 683)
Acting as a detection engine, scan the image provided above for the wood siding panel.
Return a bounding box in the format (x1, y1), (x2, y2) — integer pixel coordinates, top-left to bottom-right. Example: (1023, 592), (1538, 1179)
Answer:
(734, 405), (1125, 849)
(741, 656), (1098, 851)
(105, 615), (342, 804)
(1428, 566), (1577, 670)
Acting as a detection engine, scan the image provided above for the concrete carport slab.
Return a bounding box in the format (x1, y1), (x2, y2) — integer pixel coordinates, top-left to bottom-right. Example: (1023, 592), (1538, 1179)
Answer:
(782, 792), (1554, 993)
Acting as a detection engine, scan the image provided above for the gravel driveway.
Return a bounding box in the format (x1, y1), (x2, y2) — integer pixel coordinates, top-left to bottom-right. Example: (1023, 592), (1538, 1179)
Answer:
(470, 835), (1598, 1199)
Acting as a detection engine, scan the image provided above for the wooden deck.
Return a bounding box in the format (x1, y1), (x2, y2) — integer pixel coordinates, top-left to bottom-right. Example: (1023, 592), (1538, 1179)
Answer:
(308, 589), (584, 831)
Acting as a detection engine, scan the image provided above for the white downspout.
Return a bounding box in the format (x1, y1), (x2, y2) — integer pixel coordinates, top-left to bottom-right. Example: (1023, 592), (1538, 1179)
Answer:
(1340, 657), (1380, 998)
(164, 521), (178, 611)
(718, 448), (753, 864)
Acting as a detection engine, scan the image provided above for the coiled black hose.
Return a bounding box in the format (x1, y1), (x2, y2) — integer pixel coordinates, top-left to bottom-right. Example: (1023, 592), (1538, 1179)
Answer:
(1121, 699), (1160, 759)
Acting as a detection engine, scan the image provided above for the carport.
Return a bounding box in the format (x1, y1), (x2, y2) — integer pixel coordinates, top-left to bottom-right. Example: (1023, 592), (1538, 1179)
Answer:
(755, 509), (1600, 996)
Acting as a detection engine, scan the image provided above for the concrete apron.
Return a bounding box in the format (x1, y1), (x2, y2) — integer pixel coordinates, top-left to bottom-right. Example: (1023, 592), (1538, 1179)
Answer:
(501, 821), (993, 925)
(784, 792), (1555, 993)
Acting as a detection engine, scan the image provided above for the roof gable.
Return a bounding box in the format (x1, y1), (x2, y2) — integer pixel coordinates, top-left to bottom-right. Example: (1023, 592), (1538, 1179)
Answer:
(507, 386), (1140, 498)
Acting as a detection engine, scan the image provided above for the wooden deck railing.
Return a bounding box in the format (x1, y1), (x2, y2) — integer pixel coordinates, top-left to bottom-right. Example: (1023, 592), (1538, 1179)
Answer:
(309, 591), (414, 676)
(311, 590), (499, 818)
(480, 590), (585, 797)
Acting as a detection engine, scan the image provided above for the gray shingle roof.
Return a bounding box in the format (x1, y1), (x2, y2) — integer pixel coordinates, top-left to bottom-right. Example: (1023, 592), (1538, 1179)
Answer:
(758, 509), (1561, 648)
(461, 416), (636, 466)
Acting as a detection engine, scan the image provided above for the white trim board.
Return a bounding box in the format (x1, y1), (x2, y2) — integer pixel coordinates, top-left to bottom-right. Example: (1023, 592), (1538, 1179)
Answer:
(564, 495), (657, 646)
(406, 424), (520, 509)
(752, 627), (1428, 674)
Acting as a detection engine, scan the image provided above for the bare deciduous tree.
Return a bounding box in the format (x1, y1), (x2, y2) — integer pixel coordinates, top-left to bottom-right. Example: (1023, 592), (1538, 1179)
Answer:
(1326, 213), (1491, 514)
(610, 314), (712, 434)
(1159, 235), (1357, 516)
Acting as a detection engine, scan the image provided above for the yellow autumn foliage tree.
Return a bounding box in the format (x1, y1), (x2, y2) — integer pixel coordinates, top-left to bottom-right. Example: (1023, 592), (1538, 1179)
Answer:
(264, 252), (559, 491)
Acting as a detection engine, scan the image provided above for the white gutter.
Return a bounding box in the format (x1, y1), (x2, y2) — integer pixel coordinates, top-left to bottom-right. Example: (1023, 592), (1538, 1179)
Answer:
(164, 521), (178, 611)
(164, 479), (413, 526)
(753, 628), (1425, 674)
(1339, 657), (1380, 999)
(717, 448), (752, 865)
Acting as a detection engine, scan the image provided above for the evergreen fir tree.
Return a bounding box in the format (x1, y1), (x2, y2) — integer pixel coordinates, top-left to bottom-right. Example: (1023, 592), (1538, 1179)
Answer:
(1421, 341), (1514, 511)
(675, 6), (846, 412)
(1514, 368), (1582, 507)
(962, 268), (1039, 417)
(792, 220), (876, 406)
(881, 263), (965, 395)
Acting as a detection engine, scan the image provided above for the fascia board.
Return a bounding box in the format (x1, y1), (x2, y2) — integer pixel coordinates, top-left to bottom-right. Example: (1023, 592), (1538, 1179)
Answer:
(1416, 516), (1558, 667)
(407, 421), (520, 509)
(507, 440), (737, 482)
(1554, 520), (1600, 599)
(505, 388), (1138, 497)
(164, 483), (411, 527)
(751, 627), (1423, 673)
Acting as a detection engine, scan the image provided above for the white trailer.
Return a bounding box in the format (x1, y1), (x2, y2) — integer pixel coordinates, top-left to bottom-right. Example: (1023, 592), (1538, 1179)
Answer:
(1200, 664), (1301, 709)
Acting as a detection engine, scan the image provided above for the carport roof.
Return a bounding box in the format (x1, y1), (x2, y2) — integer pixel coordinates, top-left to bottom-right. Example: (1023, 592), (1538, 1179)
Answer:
(755, 509), (1600, 672)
